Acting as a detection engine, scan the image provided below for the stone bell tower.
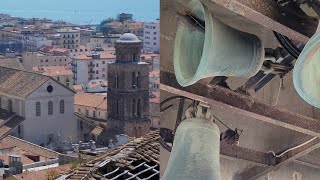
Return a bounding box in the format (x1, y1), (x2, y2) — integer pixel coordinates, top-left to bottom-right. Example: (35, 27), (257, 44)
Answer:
(107, 33), (150, 137)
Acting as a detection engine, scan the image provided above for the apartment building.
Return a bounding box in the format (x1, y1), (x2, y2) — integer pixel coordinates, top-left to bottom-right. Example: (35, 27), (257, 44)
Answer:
(143, 21), (160, 53)
(58, 29), (80, 49)
(21, 51), (71, 71)
(72, 53), (116, 85)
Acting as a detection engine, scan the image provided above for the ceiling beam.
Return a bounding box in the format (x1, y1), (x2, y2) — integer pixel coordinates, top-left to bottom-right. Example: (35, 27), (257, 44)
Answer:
(160, 70), (320, 137)
(199, 0), (317, 43)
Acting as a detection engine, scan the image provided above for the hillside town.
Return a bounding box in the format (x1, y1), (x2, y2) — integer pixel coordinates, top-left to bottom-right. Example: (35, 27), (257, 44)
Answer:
(0, 13), (159, 179)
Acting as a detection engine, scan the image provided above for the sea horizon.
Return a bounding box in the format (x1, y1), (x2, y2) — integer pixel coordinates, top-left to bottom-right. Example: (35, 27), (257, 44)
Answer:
(0, 0), (159, 25)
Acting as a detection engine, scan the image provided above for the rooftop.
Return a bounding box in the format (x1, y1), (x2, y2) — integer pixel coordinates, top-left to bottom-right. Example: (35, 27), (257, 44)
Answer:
(73, 53), (115, 60)
(117, 33), (141, 43)
(33, 66), (72, 77)
(63, 130), (159, 179)
(0, 66), (49, 98)
(74, 93), (107, 111)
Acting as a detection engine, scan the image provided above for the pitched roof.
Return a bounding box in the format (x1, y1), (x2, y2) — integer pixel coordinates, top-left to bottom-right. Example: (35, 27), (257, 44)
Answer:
(0, 66), (75, 97)
(74, 93), (107, 110)
(0, 66), (49, 98)
(1, 135), (59, 159)
(63, 130), (159, 179)
(0, 58), (25, 70)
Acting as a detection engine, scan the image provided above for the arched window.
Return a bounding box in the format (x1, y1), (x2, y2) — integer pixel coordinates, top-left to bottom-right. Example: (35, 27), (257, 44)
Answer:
(137, 99), (141, 117)
(60, 100), (65, 114)
(36, 102), (41, 116)
(136, 72), (140, 88)
(48, 101), (53, 115)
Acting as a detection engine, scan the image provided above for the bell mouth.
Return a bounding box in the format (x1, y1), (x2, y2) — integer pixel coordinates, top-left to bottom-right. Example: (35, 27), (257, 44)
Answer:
(293, 32), (320, 108)
(173, 0), (207, 87)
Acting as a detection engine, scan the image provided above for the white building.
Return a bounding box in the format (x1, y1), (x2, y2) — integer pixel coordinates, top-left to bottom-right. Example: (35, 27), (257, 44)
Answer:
(23, 36), (52, 52)
(71, 53), (116, 85)
(0, 66), (79, 146)
(143, 20), (160, 53)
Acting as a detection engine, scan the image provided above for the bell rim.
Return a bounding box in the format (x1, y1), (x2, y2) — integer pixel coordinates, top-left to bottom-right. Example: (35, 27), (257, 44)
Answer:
(293, 31), (320, 108)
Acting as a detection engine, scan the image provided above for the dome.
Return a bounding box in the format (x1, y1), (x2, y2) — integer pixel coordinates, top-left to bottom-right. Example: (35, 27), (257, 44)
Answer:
(117, 33), (140, 42)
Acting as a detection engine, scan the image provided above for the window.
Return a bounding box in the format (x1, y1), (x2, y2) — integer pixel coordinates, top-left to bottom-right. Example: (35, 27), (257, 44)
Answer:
(93, 111), (96, 118)
(136, 72), (140, 88)
(102, 61), (105, 64)
(132, 99), (136, 116)
(96, 63), (99, 67)
(115, 75), (119, 88)
(57, 77), (60, 81)
(132, 72), (136, 88)
(102, 74), (105, 78)
(36, 102), (41, 116)
(116, 99), (119, 116)
(48, 101), (53, 115)
(153, 32), (157, 35)
(137, 99), (141, 117)
(98, 111), (100, 116)
(96, 70), (99, 74)
(78, 108), (81, 113)
(80, 120), (83, 130)
(60, 100), (65, 114)
(85, 109), (89, 116)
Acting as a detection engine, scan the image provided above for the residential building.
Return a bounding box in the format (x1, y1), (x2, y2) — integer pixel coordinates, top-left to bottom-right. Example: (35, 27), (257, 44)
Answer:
(58, 29), (80, 49)
(21, 51), (71, 71)
(32, 66), (73, 88)
(116, 13), (133, 22)
(80, 29), (93, 45)
(143, 21), (160, 53)
(0, 66), (79, 146)
(86, 35), (112, 49)
(107, 33), (150, 137)
(74, 93), (107, 120)
(23, 35), (52, 52)
(71, 53), (116, 85)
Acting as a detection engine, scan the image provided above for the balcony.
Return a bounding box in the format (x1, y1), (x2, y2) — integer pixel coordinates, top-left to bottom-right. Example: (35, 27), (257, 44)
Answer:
(88, 70), (95, 74)
(88, 63), (95, 67)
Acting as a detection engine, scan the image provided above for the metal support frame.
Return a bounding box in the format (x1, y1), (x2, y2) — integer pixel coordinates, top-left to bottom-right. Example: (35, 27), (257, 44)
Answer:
(161, 70), (320, 137)
(161, 69), (320, 172)
(239, 138), (320, 179)
(199, 0), (318, 43)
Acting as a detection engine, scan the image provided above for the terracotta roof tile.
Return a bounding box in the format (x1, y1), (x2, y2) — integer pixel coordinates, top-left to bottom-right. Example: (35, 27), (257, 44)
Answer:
(74, 93), (107, 110)
(0, 67), (49, 98)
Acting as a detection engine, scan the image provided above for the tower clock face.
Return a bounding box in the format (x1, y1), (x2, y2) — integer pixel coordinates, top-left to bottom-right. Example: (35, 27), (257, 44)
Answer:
(47, 85), (53, 93)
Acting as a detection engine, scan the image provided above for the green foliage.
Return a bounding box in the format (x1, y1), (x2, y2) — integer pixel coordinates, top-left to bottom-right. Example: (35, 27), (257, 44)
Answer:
(47, 170), (58, 180)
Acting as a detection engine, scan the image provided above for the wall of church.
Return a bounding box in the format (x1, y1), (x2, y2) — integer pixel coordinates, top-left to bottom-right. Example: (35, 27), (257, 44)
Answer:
(0, 94), (25, 117)
(23, 79), (78, 146)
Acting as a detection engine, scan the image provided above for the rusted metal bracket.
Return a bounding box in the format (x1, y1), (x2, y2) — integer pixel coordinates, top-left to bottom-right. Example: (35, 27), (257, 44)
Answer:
(200, 0), (318, 43)
(160, 69), (320, 137)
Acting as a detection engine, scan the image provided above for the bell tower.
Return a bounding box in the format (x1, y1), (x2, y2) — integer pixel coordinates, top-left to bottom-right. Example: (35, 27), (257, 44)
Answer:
(107, 33), (150, 137)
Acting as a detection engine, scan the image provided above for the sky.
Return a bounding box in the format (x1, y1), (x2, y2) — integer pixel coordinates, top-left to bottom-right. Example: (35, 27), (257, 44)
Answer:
(0, 0), (160, 24)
